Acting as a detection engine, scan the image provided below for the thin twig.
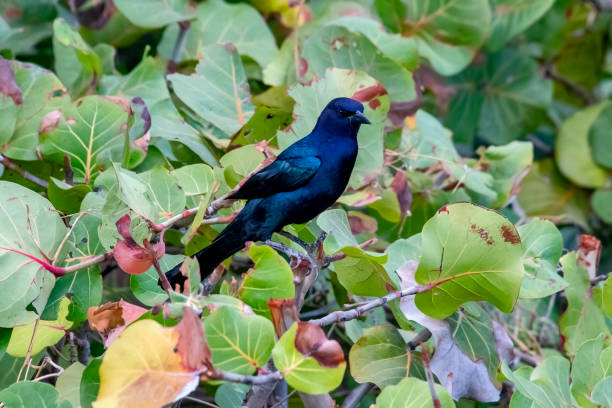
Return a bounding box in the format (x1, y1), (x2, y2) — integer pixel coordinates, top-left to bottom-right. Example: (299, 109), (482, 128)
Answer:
(406, 329), (432, 351)
(341, 383), (373, 408)
(308, 283), (440, 326)
(421, 344), (441, 408)
(183, 396), (219, 407)
(144, 240), (172, 297)
(209, 370), (283, 385)
(17, 318), (40, 382)
(167, 20), (190, 74)
(201, 265), (225, 296)
(52, 212), (86, 265)
(63, 252), (112, 273)
(0, 154), (49, 188)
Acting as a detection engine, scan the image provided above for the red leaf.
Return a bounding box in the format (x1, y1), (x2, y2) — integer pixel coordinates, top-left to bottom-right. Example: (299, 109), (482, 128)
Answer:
(0, 57), (22, 105)
(176, 307), (213, 372)
(390, 171), (412, 217)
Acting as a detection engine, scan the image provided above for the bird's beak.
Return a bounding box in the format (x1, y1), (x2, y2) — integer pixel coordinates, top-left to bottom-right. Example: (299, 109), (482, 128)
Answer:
(351, 111), (371, 125)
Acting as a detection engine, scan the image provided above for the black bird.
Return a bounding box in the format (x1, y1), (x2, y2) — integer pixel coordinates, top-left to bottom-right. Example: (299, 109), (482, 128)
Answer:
(164, 97), (370, 288)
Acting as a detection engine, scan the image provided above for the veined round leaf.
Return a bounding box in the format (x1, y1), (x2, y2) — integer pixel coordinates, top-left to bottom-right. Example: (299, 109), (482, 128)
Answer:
(159, 0), (277, 68)
(488, 0), (555, 51)
(349, 323), (408, 388)
(168, 43), (255, 136)
(272, 323), (346, 394)
(55, 362), (86, 408)
(591, 377), (612, 408)
(372, 377), (455, 408)
(333, 246), (391, 297)
(589, 103), (612, 168)
(556, 102), (610, 188)
(414, 203), (523, 319)
(2, 61), (69, 160)
(592, 189), (612, 224)
(302, 25), (415, 103)
(517, 219), (566, 298)
(94, 319), (199, 408)
(204, 306), (275, 375)
(317, 209), (359, 254)
(172, 164), (215, 196)
(39, 96), (129, 184)
(239, 244), (295, 317)
(0, 181), (67, 327)
(404, 0), (490, 46)
(0, 381), (71, 408)
(130, 254), (182, 306)
(114, 0), (195, 28)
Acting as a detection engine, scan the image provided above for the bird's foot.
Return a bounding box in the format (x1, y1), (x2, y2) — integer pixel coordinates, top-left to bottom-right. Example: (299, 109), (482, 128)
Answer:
(157, 262), (187, 292)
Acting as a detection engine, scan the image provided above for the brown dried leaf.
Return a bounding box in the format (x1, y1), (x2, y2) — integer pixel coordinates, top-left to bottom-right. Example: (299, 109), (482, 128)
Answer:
(88, 299), (147, 347)
(390, 171), (412, 217)
(267, 298), (299, 338)
(294, 322), (345, 368)
(175, 307), (213, 372)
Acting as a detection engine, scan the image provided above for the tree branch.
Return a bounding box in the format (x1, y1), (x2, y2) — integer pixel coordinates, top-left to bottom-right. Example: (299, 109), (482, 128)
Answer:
(407, 329), (432, 351)
(421, 344), (441, 408)
(209, 369), (282, 385)
(308, 283), (439, 326)
(340, 383), (373, 408)
(0, 154), (49, 188)
(166, 20), (190, 74)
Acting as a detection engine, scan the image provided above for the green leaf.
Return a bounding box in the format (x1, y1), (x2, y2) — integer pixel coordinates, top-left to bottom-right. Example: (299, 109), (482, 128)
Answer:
(447, 303), (499, 382)
(0, 181), (67, 327)
(517, 219), (567, 298)
(477, 141), (534, 208)
(2, 61), (69, 160)
(333, 246), (391, 297)
(317, 209), (359, 254)
(592, 189), (612, 224)
(349, 323), (408, 388)
(404, 0), (490, 46)
(591, 377), (612, 408)
(204, 306), (275, 375)
(80, 358), (102, 408)
(130, 255), (183, 306)
(159, 0), (277, 68)
(372, 377), (455, 408)
(279, 68), (389, 188)
(272, 323), (346, 394)
(113, 165), (186, 223)
(502, 356), (572, 408)
(0, 381), (72, 408)
(214, 383), (250, 408)
(488, 0), (555, 51)
(40, 96), (128, 183)
(169, 43), (254, 136)
(556, 101), (610, 188)
(446, 50), (552, 145)
(302, 25), (415, 103)
(603, 276), (612, 318)
(239, 244), (295, 317)
(113, 0), (195, 28)
(7, 297), (72, 357)
(172, 164), (215, 196)
(589, 103), (612, 168)
(517, 159), (589, 229)
(53, 19), (102, 97)
(571, 334), (612, 408)
(559, 252), (610, 356)
(56, 362), (86, 408)
(47, 178), (92, 214)
(375, 0), (406, 33)
(414, 203), (523, 319)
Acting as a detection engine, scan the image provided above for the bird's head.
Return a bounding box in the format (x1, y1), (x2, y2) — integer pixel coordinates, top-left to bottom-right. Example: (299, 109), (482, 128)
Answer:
(315, 97), (371, 135)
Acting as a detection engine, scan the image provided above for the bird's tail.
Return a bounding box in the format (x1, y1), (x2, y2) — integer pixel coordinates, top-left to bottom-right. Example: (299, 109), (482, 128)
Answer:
(164, 219), (245, 289)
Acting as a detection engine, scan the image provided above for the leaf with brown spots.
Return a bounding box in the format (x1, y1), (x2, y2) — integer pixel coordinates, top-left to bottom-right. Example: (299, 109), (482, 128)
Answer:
(295, 322), (345, 368)
(0, 56), (22, 105)
(414, 203), (523, 319)
(87, 299), (147, 347)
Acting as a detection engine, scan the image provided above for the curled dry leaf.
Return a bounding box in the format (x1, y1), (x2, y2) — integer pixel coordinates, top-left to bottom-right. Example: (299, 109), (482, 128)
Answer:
(113, 214), (165, 275)
(267, 298), (299, 337)
(294, 322), (345, 368)
(577, 234), (601, 279)
(175, 307), (214, 373)
(390, 171), (412, 216)
(87, 299), (147, 347)
(0, 57), (22, 105)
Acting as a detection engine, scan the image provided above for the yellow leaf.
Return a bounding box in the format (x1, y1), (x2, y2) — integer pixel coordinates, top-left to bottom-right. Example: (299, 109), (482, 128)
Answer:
(7, 297), (73, 357)
(94, 319), (199, 408)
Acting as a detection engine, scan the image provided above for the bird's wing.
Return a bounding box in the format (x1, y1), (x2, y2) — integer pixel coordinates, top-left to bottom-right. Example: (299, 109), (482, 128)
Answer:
(228, 154), (321, 199)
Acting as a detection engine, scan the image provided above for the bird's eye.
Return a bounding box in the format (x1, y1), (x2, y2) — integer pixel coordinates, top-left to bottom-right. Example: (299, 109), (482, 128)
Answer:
(339, 108), (353, 118)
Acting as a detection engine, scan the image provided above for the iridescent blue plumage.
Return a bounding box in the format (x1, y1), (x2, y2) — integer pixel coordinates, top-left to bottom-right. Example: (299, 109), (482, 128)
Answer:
(165, 97), (370, 286)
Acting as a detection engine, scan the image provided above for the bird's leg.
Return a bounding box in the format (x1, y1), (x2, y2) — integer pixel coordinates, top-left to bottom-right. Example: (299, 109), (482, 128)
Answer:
(278, 230), (309, 248)
(279, 230), (327, 260)
(264, 240), (314, 270)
